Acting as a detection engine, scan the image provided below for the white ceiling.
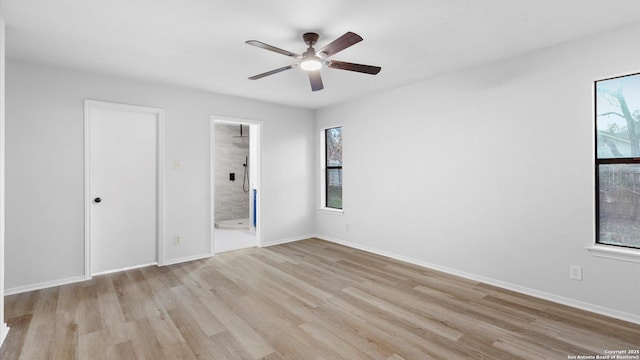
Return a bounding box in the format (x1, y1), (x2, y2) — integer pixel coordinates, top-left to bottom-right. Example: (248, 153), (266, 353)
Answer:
(1, 0), (639, 109)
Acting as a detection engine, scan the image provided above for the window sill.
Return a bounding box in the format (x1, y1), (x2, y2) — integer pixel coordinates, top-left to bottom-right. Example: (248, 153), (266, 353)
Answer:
(318, 208), (344, 216)
(586, 245), (640, 263)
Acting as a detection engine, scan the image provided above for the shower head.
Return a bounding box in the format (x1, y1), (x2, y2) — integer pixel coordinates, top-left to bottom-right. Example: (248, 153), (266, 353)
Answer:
(233, 124), (249, 137)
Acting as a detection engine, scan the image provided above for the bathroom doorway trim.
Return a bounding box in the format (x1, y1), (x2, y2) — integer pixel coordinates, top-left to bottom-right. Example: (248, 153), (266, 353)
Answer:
(210, 116), (263, 253)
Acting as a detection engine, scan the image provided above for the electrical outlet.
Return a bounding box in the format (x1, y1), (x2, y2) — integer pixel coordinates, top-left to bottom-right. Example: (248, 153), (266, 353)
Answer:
(174, 236), (182, 245)
(569, 265), (582, 281)
(345, 224), (350, 231)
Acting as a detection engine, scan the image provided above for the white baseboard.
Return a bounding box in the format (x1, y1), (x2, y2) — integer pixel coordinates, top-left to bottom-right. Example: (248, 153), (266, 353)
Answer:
(5, 254), (216, 296)
(92, 262), (158, 276)
(261, 234), (316, 247)
(314, 234), (640, 325)
(162, 252), (213, 266)
(5, 275), (87, 296)
(0, 323), (9, 348)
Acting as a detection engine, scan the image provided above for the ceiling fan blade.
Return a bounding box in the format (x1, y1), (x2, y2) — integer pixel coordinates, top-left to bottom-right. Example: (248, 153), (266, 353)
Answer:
(248, 64), (297, 80)
(317, 32), (363, 57)
(245, 40), (301, 58)
(308, 71), (324, 91)
(328, 60), (381, 75)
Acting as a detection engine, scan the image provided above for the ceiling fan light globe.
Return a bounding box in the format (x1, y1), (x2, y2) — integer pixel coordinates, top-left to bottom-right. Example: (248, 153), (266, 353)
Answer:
(300, 57), (322, 71)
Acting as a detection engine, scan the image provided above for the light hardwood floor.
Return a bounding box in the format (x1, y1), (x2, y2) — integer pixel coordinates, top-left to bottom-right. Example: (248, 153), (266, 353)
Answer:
(1, 238), (638, 359)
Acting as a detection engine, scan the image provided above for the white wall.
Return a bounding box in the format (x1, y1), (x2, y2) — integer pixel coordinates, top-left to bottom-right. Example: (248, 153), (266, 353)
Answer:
(5, 61), (315, 290)
(316, 23), (640, 321)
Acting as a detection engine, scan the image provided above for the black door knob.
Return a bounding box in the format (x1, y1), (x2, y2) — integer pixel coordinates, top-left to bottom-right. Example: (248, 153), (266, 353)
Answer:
(94, 197), (101, 203)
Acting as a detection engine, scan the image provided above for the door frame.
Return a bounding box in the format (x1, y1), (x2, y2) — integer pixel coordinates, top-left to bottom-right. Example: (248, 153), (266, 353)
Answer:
(84, 99), (165, 279)
(0, 14), (9, 346)
(210, 116), (262, 252)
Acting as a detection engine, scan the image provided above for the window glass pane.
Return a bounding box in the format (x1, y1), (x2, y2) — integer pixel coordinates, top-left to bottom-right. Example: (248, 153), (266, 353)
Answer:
(327, 168), (342, 209)
(598, 164), (640, 248)
(326, 127), (342, 167)
(596, 73), (640, 159)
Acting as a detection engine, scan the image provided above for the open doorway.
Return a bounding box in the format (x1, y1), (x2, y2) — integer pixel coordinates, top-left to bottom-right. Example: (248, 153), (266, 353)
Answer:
(211, 117), (261, 253)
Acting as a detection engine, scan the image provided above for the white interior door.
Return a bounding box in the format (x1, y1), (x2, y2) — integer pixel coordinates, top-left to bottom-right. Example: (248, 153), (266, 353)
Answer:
(88, 103), (158, 275)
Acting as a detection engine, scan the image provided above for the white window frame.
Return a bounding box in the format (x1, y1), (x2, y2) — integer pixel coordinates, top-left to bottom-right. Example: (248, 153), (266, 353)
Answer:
(588, 73), (640, 263)
(319, 125), (343, 214)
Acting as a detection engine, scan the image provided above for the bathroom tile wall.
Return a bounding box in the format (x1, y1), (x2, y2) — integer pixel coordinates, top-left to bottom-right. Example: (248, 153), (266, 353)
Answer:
(214, 123), (250, 222)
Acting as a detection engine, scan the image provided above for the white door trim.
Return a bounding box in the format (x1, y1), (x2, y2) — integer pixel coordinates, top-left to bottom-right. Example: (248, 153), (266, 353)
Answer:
(0, 14), (10, 347)
(210, 116), (262, 252)
(84, 100), (165, 279)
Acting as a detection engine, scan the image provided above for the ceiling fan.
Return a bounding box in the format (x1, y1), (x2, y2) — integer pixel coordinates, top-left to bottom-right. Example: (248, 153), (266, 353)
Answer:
(245, 32), (381, 91)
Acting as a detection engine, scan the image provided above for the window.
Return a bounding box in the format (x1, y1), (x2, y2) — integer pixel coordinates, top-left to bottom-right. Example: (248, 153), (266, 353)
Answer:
(325, 127), (342, 209)
(595, 73), (640, 250)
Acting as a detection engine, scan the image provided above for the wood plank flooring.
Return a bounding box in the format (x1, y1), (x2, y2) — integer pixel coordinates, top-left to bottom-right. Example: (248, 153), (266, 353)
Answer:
(1, 238), (638, 359)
